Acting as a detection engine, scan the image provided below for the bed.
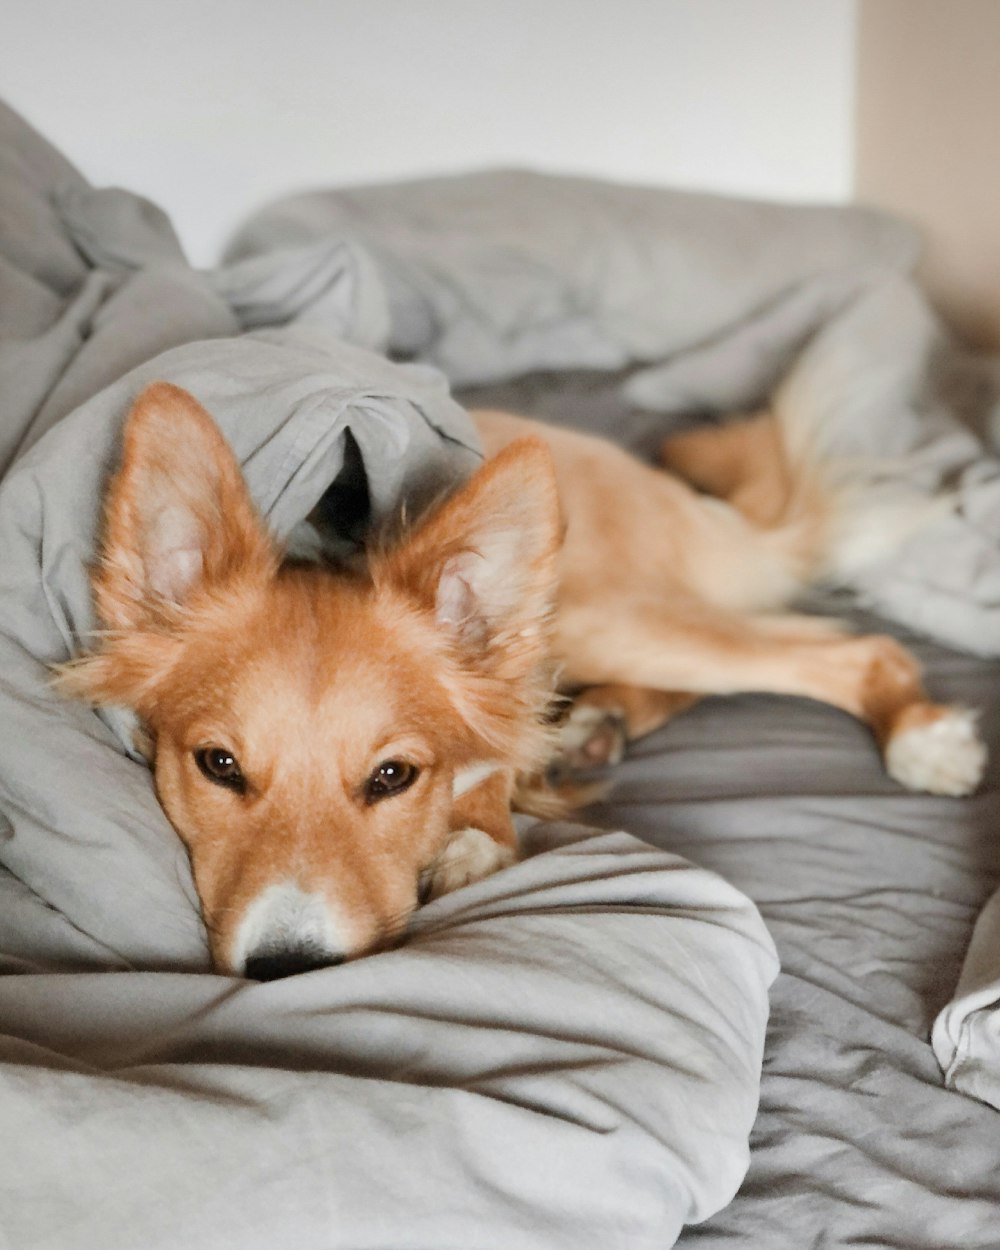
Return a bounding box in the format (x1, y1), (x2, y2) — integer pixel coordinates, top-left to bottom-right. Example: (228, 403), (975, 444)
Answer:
(461, 368), (1000, 1247)
(2, 98), (999, 1249)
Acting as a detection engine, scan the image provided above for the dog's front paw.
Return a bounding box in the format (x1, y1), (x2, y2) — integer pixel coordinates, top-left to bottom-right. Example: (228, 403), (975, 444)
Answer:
(423, 827), (516, 902)
(554, 702), (627, 772)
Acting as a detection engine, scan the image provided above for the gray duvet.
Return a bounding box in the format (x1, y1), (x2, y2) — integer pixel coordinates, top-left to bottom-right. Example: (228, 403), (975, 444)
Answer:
(0, 103), (777, 1249)
(229, 169), (1000, 659)
(465, 372), (1000, 1248)
(3, 95), (1000, 1250)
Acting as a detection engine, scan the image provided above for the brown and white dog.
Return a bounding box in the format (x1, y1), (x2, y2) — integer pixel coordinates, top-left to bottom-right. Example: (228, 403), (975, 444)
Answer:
(62, 383), (986, 978)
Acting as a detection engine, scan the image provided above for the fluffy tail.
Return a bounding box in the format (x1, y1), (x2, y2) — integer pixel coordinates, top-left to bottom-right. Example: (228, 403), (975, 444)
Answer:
(662, 398), (943, 601)
(769, 279), (950, 585)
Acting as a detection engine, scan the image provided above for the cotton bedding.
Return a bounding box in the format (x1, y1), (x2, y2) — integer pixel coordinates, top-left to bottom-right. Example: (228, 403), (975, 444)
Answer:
(2, 95), (1000, 1250)
(0, 102), (776, 1250)
(462, 370), (1000, 1248)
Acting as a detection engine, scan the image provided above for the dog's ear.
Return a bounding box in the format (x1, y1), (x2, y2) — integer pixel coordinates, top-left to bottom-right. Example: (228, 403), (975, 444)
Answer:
(94, 383), (277, 631)
(381, 438), (562, 665)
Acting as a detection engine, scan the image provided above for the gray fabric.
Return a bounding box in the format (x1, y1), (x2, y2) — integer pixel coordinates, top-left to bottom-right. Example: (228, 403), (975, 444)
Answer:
(483, 371), (1000, 1249)
(600, 647), (1000, 1250)
(766, 277), (1000, 656)
(229, 169), (1000, 657)
(225, 169), (919, 388)
(0, 827), (777, 1250)
(0, 104), (242, 479)
(933, 883), (1000, 1110)
(0, 101), (776, 1248)
(6, 93), (999, 1249)
(0, 330), (483, 968)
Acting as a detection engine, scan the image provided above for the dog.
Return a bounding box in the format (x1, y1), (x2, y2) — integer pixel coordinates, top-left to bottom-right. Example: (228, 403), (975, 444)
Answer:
(62, 382), (986, 978)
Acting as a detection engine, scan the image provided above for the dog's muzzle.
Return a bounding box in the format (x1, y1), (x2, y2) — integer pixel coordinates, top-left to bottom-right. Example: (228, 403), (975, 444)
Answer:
(231, 882), (350, 978)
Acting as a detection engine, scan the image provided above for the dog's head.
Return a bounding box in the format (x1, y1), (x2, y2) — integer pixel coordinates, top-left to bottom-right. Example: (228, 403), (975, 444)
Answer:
(62, 383), (560, 976)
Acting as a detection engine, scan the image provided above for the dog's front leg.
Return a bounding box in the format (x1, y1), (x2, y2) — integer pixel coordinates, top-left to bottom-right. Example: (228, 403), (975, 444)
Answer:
(557, 685), (701, 769)
(423, 769), (519, 901)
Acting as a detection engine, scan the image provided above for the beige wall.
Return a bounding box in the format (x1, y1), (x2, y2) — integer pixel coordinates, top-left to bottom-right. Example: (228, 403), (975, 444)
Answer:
(856, 0), (1000, 348)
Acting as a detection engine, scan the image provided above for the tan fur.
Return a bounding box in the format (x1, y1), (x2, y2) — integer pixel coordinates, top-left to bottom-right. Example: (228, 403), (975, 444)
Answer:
(571, 685), (700, 742)
(63, 385), (981, 974)
(473, 408), (978, 780)
(62, 384), (560, 973)
(659, 411), (794, 528)
(450, 770), (519, 849)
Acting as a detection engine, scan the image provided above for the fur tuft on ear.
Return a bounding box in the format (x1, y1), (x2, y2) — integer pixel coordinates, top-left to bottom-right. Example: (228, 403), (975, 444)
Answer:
(60, 383), (278, 715)
(380, 438), (561, 654)
(374, 438), (563, 768)
(53, 632), (182, 714)
(93, 382), (277, 632)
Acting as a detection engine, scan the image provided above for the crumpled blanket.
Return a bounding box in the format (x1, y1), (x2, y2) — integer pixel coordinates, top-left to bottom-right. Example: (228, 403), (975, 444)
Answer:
(228, 168), (1000, 658)
(933, 883), (1000, 1109)
(0, 99), (778, 1249)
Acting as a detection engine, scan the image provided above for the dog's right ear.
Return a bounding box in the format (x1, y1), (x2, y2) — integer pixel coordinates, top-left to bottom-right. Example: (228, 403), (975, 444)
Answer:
(94, 383), (277, 631)
(377, 437), (562, 669)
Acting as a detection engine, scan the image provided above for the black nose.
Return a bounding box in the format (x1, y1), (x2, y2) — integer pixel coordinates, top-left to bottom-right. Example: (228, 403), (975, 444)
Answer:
(244, 947), (344, 981)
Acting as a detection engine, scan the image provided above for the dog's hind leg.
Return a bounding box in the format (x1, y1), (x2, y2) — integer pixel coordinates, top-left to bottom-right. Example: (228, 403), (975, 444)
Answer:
(556, 615), (852, 770)
(660, 412), (793, 527)
(556, 599), (986, 796)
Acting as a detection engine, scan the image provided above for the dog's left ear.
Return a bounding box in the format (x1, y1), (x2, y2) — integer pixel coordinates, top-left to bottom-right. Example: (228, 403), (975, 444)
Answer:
(380, 437), (562, 664)
(93, 382), (277, 631)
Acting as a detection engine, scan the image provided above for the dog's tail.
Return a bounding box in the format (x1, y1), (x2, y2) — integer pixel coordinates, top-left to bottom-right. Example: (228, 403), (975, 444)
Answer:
(663, 315), (946, 593)
(768, 312), (947, 585)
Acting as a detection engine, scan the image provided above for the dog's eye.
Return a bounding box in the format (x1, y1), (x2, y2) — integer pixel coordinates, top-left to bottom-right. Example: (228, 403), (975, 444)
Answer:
(194, 747), (246, 794)
(364, 759), (418, 805)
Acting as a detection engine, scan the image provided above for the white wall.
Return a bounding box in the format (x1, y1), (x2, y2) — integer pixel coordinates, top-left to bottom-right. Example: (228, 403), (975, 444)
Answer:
(5, 0), (858, 265)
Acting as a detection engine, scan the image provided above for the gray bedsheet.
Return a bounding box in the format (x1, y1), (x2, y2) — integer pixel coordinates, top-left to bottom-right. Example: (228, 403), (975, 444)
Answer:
(463, 370), (1000, 1248)
(0, 101), (777, 1249)
(230, 170), (1000, 659)
(5, 93), (1000, 1249)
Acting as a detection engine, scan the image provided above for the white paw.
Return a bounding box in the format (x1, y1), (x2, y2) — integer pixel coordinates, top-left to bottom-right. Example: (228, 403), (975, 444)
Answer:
(885, 707), (987, 797)
(424, 827), (516, 901)
(556, 703), (627, 771)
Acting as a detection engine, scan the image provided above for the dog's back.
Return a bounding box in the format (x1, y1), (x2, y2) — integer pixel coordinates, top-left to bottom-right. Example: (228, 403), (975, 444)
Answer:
(473, 406), (986, 799)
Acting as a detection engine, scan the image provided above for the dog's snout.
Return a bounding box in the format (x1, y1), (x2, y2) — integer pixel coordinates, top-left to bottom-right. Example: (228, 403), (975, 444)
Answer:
(244, 947), (344, 981)
(228, 882), (354, 978)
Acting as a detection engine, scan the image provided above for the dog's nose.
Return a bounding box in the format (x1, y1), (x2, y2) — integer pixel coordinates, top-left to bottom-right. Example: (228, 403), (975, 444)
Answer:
(232, 883), (349, 979)
(244, 947), (344, 981)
